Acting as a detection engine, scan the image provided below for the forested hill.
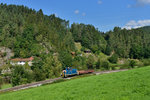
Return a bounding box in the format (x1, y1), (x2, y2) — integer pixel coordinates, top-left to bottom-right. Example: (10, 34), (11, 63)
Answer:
(139, 26), (150, 33)
(0, 4), (76, 58)
(1, 4), (150, 86)
(0, 3), (150, 60)
(105, 27), (150, 59)
(70, 23), (107, 53)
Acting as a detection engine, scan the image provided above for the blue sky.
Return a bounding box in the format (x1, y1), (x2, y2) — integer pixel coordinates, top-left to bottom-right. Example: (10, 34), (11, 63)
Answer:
(0, 0), (150, 32)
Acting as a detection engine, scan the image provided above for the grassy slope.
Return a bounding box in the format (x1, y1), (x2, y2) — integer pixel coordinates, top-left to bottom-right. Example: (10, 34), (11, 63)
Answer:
(0, 67), (150, 100)
(1, 84), (12, 90)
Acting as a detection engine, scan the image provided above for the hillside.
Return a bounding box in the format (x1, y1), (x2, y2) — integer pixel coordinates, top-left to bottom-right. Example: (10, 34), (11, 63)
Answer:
(0, 4), (76, 58)
(105, 27), (150, 58)
(140, 26), (150, 33)
(1, 4), (150, 88)
(0, 67), (150, 100)
(0, 4), (109, 87)
(0, 4), (150, 60)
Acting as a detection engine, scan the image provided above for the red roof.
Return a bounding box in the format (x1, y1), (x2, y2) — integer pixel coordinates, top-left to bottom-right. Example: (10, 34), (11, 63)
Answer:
(10, 57), (34, 62)
(71, 52), (75, 55)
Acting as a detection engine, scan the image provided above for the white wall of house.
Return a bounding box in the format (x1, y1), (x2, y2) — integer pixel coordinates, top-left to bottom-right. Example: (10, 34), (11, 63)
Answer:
(10, 61), (33, 66)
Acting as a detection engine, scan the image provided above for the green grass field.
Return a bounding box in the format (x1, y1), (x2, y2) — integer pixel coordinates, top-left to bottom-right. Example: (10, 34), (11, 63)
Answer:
(0, 67), (150, 100)
(1, 84), (12, 90)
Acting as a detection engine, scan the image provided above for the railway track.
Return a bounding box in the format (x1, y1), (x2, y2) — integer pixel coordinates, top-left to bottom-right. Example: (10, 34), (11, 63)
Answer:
(0, 77), (62, 93)
(0, 69), (128, 93)
(94, 69), (128, 75)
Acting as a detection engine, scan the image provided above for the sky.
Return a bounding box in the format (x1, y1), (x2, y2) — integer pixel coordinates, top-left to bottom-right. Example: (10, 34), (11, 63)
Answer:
(0, 0), (150, 32)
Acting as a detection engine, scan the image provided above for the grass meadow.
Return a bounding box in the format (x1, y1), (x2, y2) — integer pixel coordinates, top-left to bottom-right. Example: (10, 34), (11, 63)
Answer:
(1, 84), (12, 90)
(0, 66), (150, 100)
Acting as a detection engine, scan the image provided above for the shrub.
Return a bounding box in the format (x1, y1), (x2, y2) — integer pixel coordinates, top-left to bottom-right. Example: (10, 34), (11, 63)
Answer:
(108, 54), (118, 64)
(20, 78), (28, 84)
(101, 61), (110, 70)
(0, 68), (2, 75)
(33, 68), (46, 81)
(81, 47), (85, 52)
(135, 60), (144, 67)
(119, 60), (130, 69)
(0, 76), (3, 89)
(11, 66), (34, 86)
(114, 67), (120, 70)
(110, 64), (121, 70)
(142, 59), (150, 66)
(86, 55), (95, 69)
(129, 60), (136, 68)
(96, 59), (101, 69)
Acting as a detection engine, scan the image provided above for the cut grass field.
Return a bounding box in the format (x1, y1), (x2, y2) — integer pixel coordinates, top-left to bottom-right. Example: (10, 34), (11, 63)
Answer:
(0, 67), (150, 100)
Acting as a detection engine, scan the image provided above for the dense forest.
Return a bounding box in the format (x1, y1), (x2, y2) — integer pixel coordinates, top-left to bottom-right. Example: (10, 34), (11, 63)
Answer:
(70, 23), (106, 53)
(0, 4), (150, 87)
(105, 27), (150, 59)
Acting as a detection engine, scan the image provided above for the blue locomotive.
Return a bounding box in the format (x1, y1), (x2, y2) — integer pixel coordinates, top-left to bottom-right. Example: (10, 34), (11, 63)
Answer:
(62, 67), (79, 78)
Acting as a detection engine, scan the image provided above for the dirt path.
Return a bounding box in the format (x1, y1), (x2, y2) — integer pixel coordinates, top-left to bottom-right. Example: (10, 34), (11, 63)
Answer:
(0, 69), (128, 93)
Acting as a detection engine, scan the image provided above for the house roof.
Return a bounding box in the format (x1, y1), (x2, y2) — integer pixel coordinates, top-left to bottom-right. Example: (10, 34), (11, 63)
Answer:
(71, 52), (75, 55)
(10, 57), (34, 62)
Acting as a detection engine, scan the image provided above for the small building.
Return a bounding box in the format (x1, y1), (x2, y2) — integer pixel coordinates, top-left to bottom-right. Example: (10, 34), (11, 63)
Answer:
(71, 52), (76, 57)
(71, 52), (75, 55)
(10, 57), (34, 66)
(84, 50), (91, 53)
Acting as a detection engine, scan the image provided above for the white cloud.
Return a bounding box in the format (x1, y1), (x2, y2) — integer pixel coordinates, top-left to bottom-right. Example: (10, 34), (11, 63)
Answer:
(123, 19), (150, 29)
(98, 0), (102, 4)
(82, 13), (86, 16)
(137, 0), (150, 4)
(136, 0), (150, 6)
(128, 0), (150, 7)
(74, 10), (86, 16)
(74, 10), (79, 14)
(54, 13), (58, 17)
(127, 4), (132, 8)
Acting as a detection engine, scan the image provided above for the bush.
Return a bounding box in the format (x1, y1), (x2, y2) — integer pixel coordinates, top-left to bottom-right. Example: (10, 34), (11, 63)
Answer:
(81, 47), (85, 52)
(108, 54), (118, 64)
(135, 60), (144, 67)
(129, 60), (136, 68)
(86, 55), (95, 69)
(101, 61), (110, 70)
(0, 76), (3, 89)
(142, 59), (150, 66)
(119, 60), (130, 69)
(33, 68), (46, 81)
(110, 64), (121, 70)
(20, 78), (28, 84)
(11, 66), (34, 86)
(0, 68), (2, 75)
(96, 59), (101, 69)
(114, 67), (120, 70)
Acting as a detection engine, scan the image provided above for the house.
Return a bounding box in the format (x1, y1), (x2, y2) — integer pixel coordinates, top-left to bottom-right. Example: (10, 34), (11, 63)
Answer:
(71, 52), (75, 55)
(10, 57), (34, 66)
(84, 50), (91, 53)
(71, 52), (76, 58)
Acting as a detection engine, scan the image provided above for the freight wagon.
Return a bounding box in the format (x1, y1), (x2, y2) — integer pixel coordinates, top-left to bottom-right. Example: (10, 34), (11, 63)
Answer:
(61, 67), (94, 78)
